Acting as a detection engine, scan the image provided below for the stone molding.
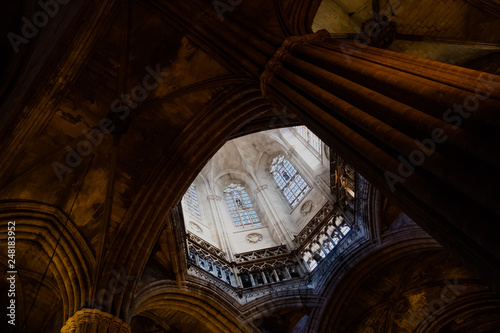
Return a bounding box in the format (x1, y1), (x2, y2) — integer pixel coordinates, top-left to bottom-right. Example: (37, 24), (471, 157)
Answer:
(61, 308), (131, 333)
(254, 184), (268, 194)
(207, 194), (222, 201)
(260, 29), (330, 97)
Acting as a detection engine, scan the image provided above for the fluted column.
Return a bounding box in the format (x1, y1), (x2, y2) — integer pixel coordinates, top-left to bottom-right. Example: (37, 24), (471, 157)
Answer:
(61, 308), (130, 333)
(261, 30), (500, 290)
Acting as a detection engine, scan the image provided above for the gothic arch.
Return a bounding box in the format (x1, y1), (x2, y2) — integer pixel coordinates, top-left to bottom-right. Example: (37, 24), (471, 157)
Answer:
(94, 83), (272, 319)
(215, 171), (259, 194)
(237, 290), (322, 326)
(274, 0), (323, 36)
(131, 280), (257, 333)
(417, 292), (500, 332)
(310, 240), (463, 333)
(255, 140), (290, 178)
(0, 200), (94, 321)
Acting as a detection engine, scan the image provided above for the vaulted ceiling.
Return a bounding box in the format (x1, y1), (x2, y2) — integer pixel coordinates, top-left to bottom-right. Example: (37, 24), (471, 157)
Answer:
(1, 0), (500, 332)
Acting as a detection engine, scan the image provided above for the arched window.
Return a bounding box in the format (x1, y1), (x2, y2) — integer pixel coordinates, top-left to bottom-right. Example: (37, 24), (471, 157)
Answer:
(271, 155), (310, 208)
(182, 184), (201, 220)
(224, 184), (261, 230)
(294, 125), (322, 156)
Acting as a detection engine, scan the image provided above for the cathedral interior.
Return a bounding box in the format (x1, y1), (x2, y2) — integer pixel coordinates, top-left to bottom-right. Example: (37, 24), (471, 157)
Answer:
(1, 0), (500, 332)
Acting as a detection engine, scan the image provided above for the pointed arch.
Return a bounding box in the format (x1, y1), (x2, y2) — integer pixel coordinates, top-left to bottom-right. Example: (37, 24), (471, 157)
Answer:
(223, 183), (261, 230)
(270, 154), (311, 207)
(0, 200), (95, 321)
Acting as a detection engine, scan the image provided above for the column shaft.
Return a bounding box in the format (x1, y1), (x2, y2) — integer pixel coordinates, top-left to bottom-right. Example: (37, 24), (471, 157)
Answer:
(61, 308), (130, 333)
(261, 31), (500, 290)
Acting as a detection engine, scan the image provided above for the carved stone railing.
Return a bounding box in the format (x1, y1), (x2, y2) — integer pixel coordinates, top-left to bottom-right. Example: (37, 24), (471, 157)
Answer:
(234, 245), (288, 263)
(187, 232), (233, 285)
(186, 203), (356, 289)
(234, 245), (302, 288)
(187, 233), (303, 289)
(240, 275), (312, 299)
(187, 226), (359, 301)
(297, 214), (353, 271)
(310, 223), (363, 283)
(187, 264), (239, 298)
(236, 261), (302, 288)
(293, 202), (335, 247)
(187, 231), (227, 259)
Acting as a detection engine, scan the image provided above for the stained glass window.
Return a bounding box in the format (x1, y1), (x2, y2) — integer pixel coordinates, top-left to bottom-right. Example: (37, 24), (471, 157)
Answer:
(182, 184), (201, 220)
(271, 155), (310, 208)
(224, 184), (261, 230)
(294, 125), (322, 156)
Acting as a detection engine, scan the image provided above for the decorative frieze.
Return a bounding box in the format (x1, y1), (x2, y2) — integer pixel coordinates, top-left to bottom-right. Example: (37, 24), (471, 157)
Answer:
(234, 245), (288, 263)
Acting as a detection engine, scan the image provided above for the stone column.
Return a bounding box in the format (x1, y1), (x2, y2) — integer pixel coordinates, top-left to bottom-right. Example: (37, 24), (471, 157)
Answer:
(283, 266), (293, 278)
(317, 240), (328, 257)
(324, 230), (336, 248)
(249, 273), (256, 286)
(260, 30), (500, 291)
(207, 194), (235, 260)
(295, 250), (312, 274)
(253, 184), (294, 248)
(61, 308), (130, 333)
(272, 269), (280, 282)
(261, 271), (268, 284)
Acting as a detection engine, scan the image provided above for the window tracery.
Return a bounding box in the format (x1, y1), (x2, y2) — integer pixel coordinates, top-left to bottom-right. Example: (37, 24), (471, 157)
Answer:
(294, 125), (322, 156)
(182, 184), (201, 220)
(224, 184), (261, 230)
(270, 155), (310, 208)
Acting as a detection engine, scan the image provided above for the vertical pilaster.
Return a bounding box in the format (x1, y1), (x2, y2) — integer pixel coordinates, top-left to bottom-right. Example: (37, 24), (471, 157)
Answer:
(254, 184), (294, 248)
(207, 194), (235, 260)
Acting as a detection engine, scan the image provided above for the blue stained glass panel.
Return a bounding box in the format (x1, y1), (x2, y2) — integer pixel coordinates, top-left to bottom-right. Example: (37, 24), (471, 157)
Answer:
(183, 184), (202, 219)
(270, 155), (311, 208)
(224, 184), (261, 229)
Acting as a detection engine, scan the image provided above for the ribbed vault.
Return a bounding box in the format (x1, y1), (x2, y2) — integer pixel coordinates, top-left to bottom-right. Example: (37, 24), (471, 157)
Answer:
(0, 201), (94, 330)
